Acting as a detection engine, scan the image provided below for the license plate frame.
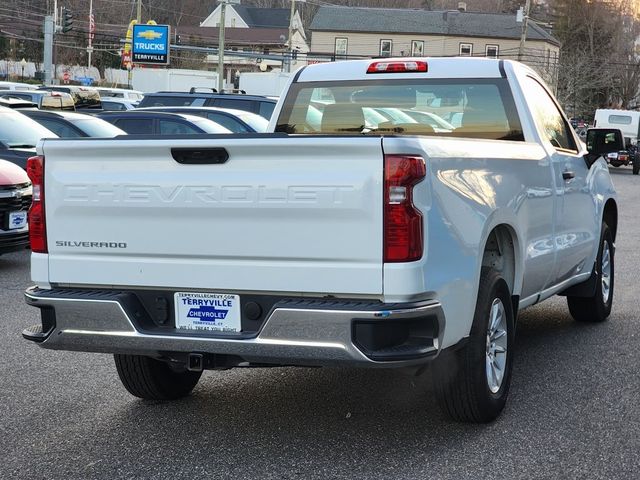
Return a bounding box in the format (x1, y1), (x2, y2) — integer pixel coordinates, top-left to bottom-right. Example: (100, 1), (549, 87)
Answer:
(174, 292), (241, 333)
(7, 211), (27, 230)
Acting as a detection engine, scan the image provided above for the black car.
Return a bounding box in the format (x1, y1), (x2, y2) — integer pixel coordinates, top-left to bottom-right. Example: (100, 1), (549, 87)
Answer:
(136, 106), (269, 133)
(0, 106), (57, 169)
(20, 110), (126, 138)
(95, 111), (231, 135)
(137, 89), (276, 119)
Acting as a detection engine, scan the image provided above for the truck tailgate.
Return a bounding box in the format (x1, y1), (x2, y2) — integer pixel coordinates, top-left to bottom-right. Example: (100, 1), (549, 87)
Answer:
(42, 136), (384, 295)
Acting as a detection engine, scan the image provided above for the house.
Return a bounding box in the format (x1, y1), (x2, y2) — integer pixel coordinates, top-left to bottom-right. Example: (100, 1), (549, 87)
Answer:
(309, 5), (560, 85)
(197, 3), (309, 78)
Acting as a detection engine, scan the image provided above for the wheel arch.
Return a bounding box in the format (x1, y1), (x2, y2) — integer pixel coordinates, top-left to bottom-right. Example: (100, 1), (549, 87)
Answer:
(481, 224), (521, 299)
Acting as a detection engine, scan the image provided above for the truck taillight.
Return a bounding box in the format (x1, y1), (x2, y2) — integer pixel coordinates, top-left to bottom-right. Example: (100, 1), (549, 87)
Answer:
(367, 61), (428, 74)
(26, 155), (47, 253)
(384, 155), (426, 262)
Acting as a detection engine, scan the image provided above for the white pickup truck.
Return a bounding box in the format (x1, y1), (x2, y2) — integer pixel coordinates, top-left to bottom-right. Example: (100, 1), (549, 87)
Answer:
(23, 58), (621, 423)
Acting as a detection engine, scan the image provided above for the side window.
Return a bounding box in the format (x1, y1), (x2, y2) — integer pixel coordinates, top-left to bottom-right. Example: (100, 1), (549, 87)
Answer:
(207, 113), (248, 133)
(102, 101), (125, 111)
(158, 120), (199, 135)
(114, 118), (154, 134)
(146, 96), (193, 107)
(258, 102), (275, 119)
(524, 77), (577, 152)
(214, 98), (255, 112)
(37, 119), (82, 138)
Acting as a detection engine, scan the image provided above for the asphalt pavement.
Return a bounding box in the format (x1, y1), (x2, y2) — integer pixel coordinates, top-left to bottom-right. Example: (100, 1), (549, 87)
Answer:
(1, 167), (639, 480)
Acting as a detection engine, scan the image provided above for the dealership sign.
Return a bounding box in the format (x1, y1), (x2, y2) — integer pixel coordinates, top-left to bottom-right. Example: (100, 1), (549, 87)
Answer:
(131, 24), (170, 65)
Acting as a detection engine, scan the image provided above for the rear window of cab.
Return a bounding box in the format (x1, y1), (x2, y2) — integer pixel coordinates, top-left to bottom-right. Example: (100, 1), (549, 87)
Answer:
(276, 78), (523, 141)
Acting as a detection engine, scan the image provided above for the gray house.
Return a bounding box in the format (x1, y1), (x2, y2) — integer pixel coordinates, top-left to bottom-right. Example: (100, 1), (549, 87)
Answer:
(309, 6), (560, 84)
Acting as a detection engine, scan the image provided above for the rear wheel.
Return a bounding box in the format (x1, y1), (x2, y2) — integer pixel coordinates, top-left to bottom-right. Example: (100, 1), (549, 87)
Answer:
(567, 223), (614, 322)
(432, 268), (515, 423)
(114, 354), (202, 400)
(633, 156), (639, 175)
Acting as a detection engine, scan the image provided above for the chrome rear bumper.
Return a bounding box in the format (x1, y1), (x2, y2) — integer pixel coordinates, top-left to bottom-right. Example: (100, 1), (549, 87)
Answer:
(24, 287), (445, 367)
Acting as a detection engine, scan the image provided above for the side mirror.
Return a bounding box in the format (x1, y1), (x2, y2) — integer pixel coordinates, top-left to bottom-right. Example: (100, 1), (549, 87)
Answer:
(585, 128), (625, 167)
(586, 128), (624, 155)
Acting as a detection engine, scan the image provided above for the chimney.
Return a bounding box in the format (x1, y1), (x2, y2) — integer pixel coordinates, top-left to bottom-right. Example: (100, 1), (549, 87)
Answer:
(458, 2), (467, 12)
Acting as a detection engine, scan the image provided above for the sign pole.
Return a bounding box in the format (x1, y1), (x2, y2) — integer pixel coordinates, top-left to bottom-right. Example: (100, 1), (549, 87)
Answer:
(218, 1), (226, 92)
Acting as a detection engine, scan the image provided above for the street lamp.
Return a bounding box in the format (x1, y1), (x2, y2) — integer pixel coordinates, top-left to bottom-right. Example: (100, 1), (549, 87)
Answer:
(20, 58), (27, 82)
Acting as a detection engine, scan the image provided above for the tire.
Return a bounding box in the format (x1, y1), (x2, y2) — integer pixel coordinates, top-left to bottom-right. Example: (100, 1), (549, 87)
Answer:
(432, 268), (515, 423)
(633, 158), (639, 175)
(114, 354), (202, 400)
(567, 223), (614, 322)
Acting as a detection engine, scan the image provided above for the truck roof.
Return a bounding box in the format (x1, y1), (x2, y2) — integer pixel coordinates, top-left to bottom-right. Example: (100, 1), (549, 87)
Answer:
(296, 57), (509, 82)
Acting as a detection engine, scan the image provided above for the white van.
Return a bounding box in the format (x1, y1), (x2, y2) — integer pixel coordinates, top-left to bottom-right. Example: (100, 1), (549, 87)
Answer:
(594, 109), (640, 144)
(0, 81), (39, 91)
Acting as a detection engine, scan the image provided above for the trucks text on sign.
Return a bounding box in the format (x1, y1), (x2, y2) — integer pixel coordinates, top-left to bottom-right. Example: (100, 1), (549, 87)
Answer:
(131, 24), (170, 65)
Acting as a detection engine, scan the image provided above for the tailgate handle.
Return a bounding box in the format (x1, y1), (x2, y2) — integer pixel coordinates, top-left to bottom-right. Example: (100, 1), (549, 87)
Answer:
(171, 148), (229, 165)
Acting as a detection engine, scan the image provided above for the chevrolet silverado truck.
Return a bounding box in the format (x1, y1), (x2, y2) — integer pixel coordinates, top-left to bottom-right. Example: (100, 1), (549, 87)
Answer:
(22, 58), (621, 423)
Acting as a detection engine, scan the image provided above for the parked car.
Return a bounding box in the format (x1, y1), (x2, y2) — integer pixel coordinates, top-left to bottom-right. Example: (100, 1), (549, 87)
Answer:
(0, 96), (37, 109)
(97, 88), (144, 102)
(0, 159), (31, 254)
(100, 98), (138, 111)
(23, 58), (619, 424)
(137, 89), (276, 119)
(0, 81), (39, 91)
(38, 85), (101, 109)
(20, 110), (126, 138)
(136, 106), (269, 133)
(2, 90), (75, 110)
(96, 111), (231, 135)
(0, 106), (57, 169)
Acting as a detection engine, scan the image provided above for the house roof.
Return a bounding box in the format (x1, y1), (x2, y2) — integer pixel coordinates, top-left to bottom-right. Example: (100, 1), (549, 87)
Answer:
(232, 6), (291, 29)
(176, 27), (288, 46)
(310, 7), (560, 46)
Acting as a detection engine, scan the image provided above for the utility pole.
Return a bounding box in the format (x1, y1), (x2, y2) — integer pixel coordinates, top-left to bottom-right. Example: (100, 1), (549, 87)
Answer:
(285, 0), (295, 73)
(43, 15), (54, 85)
(518, 0), (532, 63)
(87, 0), (94, 68)
(137, 0), (142, 23)
(218, 1), (226, 92)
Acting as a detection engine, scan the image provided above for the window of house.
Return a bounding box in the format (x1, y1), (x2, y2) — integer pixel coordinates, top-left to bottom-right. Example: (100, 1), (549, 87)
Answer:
(459, 43), (473, 56)
(411, 40), (424, 57)
(380, 40), (392, 57)
(486, 45), (499, 59)
(335, 38), (348, 60)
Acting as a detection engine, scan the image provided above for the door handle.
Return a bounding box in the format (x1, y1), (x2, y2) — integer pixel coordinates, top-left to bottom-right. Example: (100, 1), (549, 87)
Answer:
(562, 170), (575, 180)
(171, 148), (228, 165)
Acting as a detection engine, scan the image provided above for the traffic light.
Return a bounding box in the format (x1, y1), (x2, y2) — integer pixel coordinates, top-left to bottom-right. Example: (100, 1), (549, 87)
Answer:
(62, 7), (73, 33)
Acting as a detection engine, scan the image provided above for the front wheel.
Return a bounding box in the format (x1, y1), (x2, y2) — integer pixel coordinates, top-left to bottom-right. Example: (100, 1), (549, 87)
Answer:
(432, 268), (515, 423)
(114, 354), (202, 400)
(567, 223), (614, 322)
